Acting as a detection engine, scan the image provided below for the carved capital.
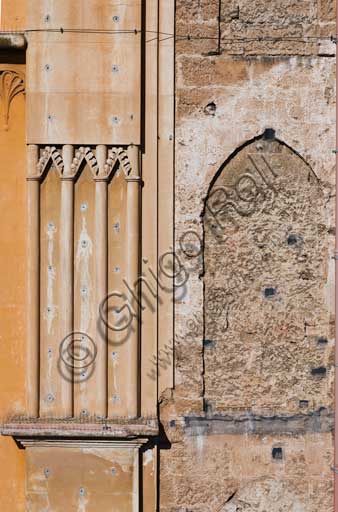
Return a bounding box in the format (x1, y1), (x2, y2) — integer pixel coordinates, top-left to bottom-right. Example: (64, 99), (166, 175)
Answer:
(107, 147), (134, 178)
(36, 146), (64, 177)
(0, 69), (25, 130)
(71, 147), (99, 177)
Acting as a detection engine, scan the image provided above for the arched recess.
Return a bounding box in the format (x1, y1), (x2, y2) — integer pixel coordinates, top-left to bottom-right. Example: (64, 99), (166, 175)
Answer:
(203, 131), (331, 415)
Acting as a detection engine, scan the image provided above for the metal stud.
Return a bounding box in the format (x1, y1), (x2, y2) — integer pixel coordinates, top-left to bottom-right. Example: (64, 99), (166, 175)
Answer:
(80, 286), (88, 296)
(112, 15), (120, 23)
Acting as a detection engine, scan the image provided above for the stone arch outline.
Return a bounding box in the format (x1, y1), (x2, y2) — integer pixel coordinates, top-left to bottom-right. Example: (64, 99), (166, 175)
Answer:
(201, 129), (326, 414)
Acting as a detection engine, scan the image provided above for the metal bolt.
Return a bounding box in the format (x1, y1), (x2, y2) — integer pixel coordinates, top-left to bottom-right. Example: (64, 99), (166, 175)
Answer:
(112, 15), (120, 23)
(80, 203), (88, 212)
(46, 393), (54, 403)
(47, 115), (53, 121)
(44, 64), (51, 72)
(80, 286), (88, 296)
(111, 467), (117, 476)
(44, 468), (51, 478)
(111, 351), (118, 360)
(79, 487), (85, 497)
(44, 14), (50, 22)
(113, 222), (120, 232)
(81, 239), (88, 248)
(112, 65), (119, 73)
(47, 222), (55, 231)
(112, 116), (119, 125)
(112, 395), (120, 402)
(112, 266), (120, 273)
(47, 348), (52, 357)
(81, 409), (88, 416)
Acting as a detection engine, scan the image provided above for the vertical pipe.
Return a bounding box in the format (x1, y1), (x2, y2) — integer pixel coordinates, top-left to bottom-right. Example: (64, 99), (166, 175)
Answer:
(26, 144), (40, 417)
(95, 145), (108, 417)
(59, 145), (74, 417)
(126, 145), (141, 418)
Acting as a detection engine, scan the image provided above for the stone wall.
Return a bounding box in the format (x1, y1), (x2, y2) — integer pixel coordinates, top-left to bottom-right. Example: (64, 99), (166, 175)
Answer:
(160, 1), (336, 511)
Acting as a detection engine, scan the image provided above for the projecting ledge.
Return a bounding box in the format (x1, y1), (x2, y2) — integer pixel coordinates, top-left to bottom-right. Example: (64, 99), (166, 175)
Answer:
(0, 33), (26, 49)
(1, 418), (159, 447)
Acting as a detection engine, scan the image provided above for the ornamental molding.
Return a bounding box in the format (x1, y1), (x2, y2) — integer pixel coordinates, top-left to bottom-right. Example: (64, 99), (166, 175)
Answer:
(0, 69), (25, 130)
(37, 146), (64, 177)
(34, 145), (135, 180)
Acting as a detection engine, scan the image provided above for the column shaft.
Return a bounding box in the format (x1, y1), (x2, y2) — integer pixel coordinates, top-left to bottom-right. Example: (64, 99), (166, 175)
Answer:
(126, 146), (141, 418)
(26, 145), (40, 417)
(59, 145), (74, 417)
(95, 145), (108, 417)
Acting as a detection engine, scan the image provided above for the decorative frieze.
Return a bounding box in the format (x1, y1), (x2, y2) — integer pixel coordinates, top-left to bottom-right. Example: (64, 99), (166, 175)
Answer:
(0, 69), (25, 130)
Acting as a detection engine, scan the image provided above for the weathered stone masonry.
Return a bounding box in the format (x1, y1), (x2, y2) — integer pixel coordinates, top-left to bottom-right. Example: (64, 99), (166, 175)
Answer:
(160, 1), (336, 511)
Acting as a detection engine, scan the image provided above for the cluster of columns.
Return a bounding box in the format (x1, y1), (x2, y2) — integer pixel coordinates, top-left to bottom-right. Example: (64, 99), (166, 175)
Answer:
(26, 144), (141, 419)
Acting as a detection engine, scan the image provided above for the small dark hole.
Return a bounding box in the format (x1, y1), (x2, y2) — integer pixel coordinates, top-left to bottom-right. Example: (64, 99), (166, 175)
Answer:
(264, 287), (277, 298)
(311, 367), (327, 377)
(299, 400), (309, 408)
(204, 102), (217, 116)
(204, 399), (213, 414)
(317, 337), (328, 346)
(263, 128), (276, 140)
(203, 339), (215, 348)
(169, 420), (176, 428)
(272, 447), (283, 460)
(287, 234), (299, 246)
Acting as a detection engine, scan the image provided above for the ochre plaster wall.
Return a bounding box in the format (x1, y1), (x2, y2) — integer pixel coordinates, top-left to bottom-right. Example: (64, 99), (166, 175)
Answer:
(1, 0), (26, 30)
(0, 63), (26, 511)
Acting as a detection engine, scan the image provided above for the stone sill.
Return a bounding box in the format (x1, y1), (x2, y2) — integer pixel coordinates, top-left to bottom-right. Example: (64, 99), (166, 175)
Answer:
(1, 418), (159, 444)
(0, 33), (26, 50)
